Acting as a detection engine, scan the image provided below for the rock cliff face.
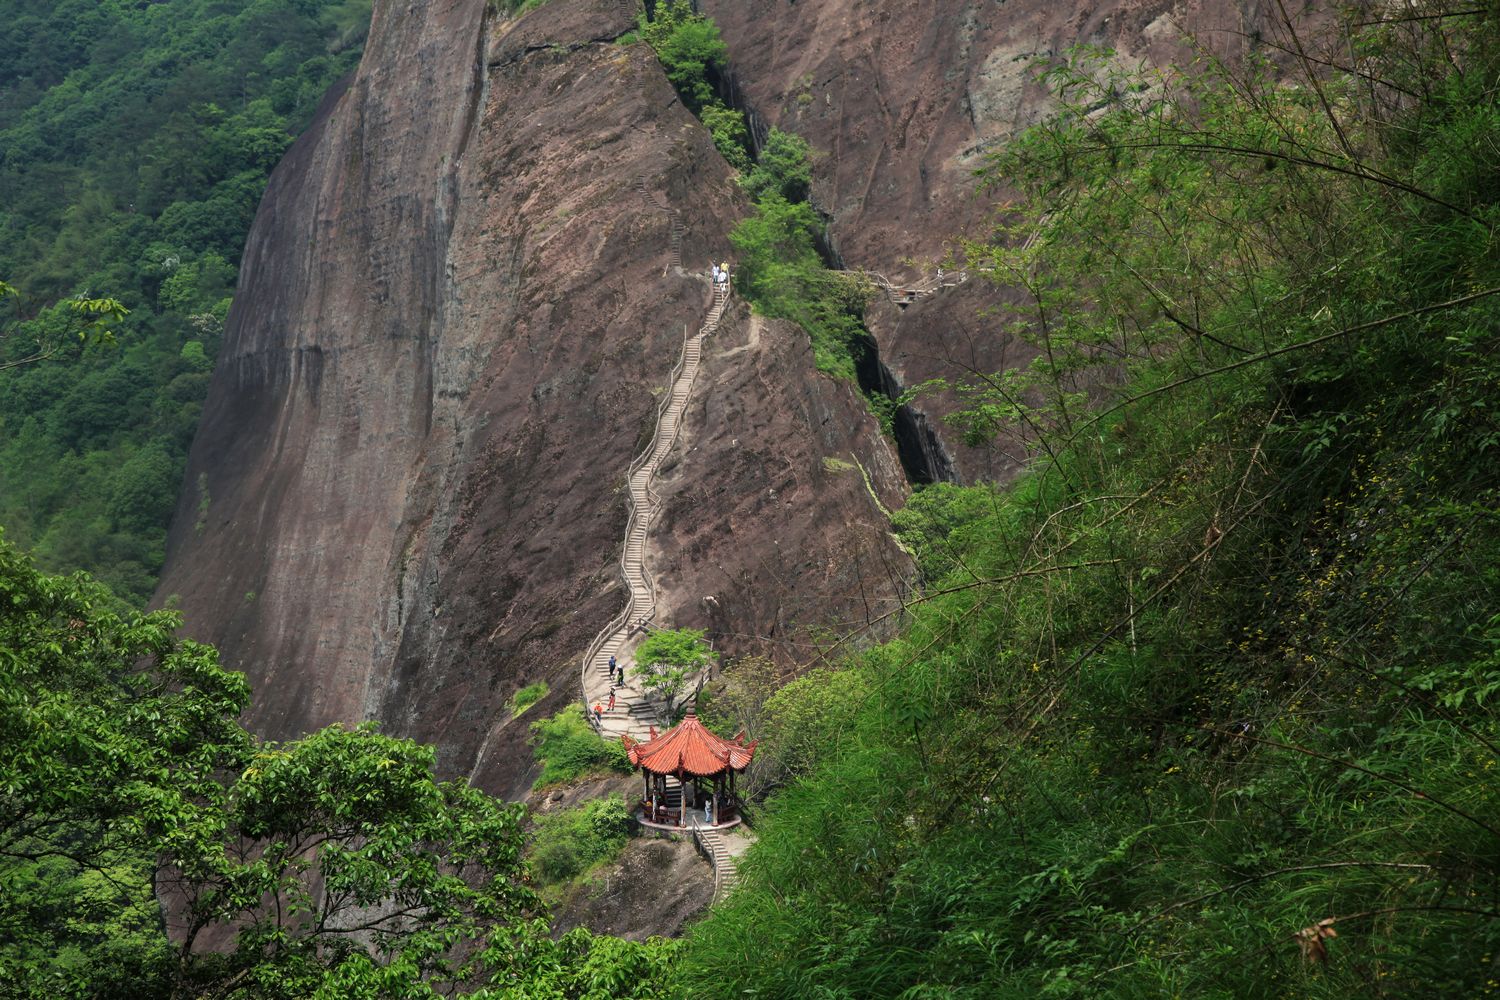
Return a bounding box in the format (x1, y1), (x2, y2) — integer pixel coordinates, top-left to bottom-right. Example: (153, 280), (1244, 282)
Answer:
(156, 0), (911, 799)
(702, 0), (1314, 483)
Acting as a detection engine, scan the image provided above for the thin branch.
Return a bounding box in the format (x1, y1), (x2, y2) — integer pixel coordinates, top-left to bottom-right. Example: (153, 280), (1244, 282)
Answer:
(1122, 860), (1447, 935)
(1064, 284), (1500, 448)
(1078, 138), (1477, 219)
(1093, 715), (1500, 839)
(1352, 9), (1486, 26)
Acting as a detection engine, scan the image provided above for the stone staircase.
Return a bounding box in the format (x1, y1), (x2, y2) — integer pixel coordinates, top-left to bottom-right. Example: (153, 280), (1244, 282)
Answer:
(637, 175), (685, 277)
(579, 277), (731, 745)
(571, 170), (742, 903)
(690, 817), (739, 901)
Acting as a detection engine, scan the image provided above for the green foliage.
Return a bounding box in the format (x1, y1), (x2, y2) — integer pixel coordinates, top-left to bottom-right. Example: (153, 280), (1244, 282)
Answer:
(699, 102), (751, 173)
(512, 679), (551, 718)
(683, 8), (1500, 997)
(482, 922), (679, 1000)
(0, 528), (249, 996)
(0, 0), (371, 606)
(0, 530), (686, 998)
(185, 725), (536, 997)
(530, 707), (633, 789)
(891, 481), (1008, 582)
(730, 194), (868, 381)
(636, 626), (713, 671)
(638, 1), (726, 114)
(528, 798), (632, 889)
(636, 627), (715, 717)
(640, 6), (880, 400)
(637, 1), (749, 177)
(741, 128), (812, 204)
(0, 284), (128, 372)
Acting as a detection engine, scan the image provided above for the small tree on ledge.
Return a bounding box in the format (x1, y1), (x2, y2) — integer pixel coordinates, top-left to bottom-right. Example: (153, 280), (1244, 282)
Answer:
(635, 627), (715, 720)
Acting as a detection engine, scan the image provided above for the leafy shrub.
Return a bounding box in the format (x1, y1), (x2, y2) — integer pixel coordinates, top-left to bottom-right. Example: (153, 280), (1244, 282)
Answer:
(639, 0), (727, 114)
(528, 797), (632, 887)
(529, 707), (632, 789)
(730, 194), (868, 381)
(700, 102), (751, 172)
(741, 128), (812, 203)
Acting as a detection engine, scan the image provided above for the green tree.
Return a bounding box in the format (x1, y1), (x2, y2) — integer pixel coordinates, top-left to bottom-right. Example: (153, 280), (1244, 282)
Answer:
(0, 0), (373, 604)
(0, 532), (544, 998)
(635, 627), (715, 718)
(729, 195), (867, 380)
(639, 1), (727, 114)
(0, 528), (250, 995)
(0, 280), (127, 372)
(741, 128), (812, 203)
(700, 102), (750, 172)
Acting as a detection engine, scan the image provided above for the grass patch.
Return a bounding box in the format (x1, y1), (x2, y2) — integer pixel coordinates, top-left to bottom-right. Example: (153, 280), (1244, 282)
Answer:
(529, 708), (632, 790)
(528, 797), (632, 893)
(510, 680), (549, 718)
(488, 0), (549, 14)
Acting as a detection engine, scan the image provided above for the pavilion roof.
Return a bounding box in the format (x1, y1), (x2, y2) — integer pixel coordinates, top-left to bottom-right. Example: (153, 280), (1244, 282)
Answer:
(622, 709), (757, 777)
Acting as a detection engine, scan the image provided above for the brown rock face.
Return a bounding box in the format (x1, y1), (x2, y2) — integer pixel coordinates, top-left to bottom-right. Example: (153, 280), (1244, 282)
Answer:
(156, 0), (910, 800)
(653, 311), (912, 659)
(703, 0), (1302, 272)
(701, 0), (1314, 483)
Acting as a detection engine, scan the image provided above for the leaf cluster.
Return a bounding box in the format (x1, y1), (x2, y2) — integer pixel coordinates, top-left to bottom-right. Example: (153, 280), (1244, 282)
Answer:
(529, 708), (633, 790)
(0, 531), (556, 998)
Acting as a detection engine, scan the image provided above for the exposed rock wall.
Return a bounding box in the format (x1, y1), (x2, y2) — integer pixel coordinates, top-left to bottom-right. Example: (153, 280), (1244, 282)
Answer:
(701, 0), (1316, 483)
(652, 310), (912, 662)
(156, 0), (911, 800)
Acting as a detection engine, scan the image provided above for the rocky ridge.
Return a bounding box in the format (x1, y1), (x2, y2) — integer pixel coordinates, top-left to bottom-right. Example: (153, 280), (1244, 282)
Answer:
(156, 0), (911, 801)
(703, 0), (1317, 483)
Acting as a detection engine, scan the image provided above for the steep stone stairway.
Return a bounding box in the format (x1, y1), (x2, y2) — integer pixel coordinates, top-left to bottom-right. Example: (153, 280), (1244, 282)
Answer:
(581, 280), (729, 743)
(690, 817), (739, 901)
(572, 168), (743, 902)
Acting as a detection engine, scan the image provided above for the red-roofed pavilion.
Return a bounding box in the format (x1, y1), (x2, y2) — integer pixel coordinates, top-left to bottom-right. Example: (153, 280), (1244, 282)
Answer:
(623, 708), (757, 829)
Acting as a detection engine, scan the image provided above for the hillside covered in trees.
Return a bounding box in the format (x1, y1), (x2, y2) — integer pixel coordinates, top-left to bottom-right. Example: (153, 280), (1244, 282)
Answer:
(0, 0), (370, 605)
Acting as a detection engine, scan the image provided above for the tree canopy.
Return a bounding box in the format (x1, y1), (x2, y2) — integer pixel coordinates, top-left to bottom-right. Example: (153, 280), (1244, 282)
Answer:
(635, 627), (715, 719)
(0, 0), (371, 607)
(0, 529), (681, 998)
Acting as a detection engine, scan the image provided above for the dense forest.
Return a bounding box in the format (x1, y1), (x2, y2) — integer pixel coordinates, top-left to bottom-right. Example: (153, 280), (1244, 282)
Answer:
(685, 6), (1500, 995)
(0, 0), (370, 606)
(3, 0), (1499, 997)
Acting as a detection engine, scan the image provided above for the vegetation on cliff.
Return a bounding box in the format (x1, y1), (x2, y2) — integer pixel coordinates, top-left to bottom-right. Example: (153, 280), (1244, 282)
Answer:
(7, 0), (1500, 997)
(0, 0), (370, 605)
(530, 708), (633, 790)
(0, 530), (676, 998)
(682, 5), (1500, 996)
(637, 2), (874, 388)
